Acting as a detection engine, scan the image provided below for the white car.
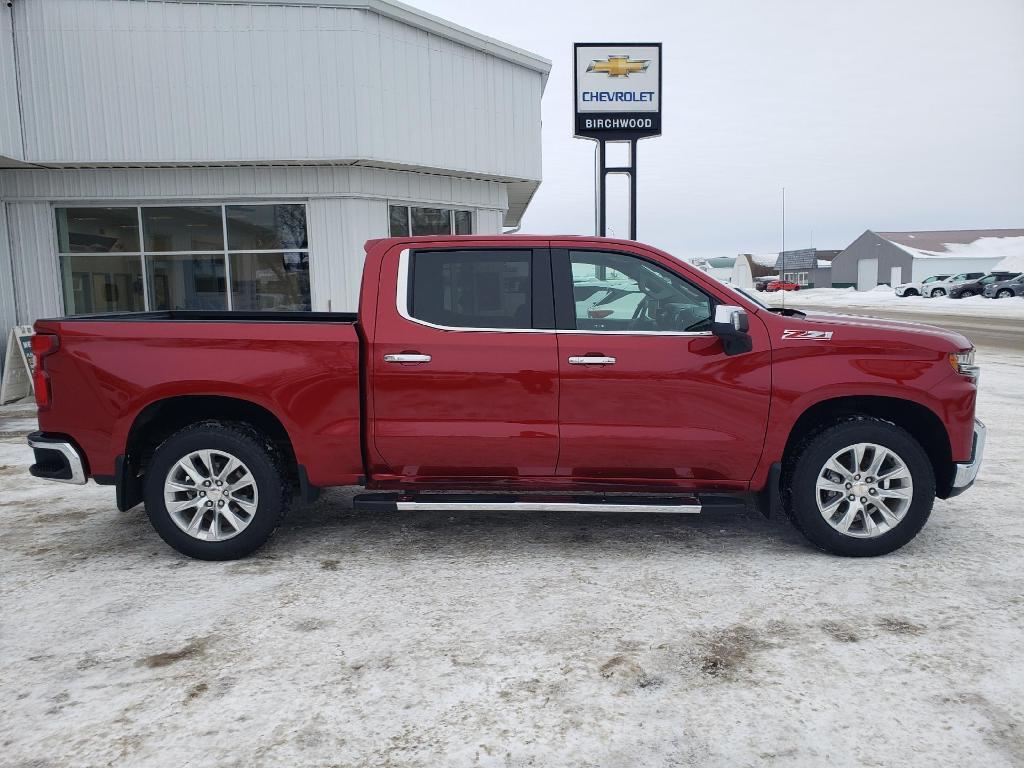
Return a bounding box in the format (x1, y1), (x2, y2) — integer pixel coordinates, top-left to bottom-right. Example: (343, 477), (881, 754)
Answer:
(894, 274), (951, 297)
(920, 272), (986, 298)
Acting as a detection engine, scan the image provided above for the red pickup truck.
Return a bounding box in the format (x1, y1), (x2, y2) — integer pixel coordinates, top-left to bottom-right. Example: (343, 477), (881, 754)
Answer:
(27, 235), (985, 560)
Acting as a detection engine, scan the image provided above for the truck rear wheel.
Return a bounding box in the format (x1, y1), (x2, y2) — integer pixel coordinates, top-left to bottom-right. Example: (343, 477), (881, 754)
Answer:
(144, 421), (289, 560)
(784, 417), (935, 556)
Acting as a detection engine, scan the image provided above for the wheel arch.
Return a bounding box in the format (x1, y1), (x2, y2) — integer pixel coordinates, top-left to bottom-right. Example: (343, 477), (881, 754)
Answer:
(782, 395), (954, 497)
(117, 395), (299, 510)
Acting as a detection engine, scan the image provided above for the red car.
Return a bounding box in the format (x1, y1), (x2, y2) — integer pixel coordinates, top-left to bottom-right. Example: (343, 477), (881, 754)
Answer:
(28, 235), (984, 560)
(766, 280), (801, 292)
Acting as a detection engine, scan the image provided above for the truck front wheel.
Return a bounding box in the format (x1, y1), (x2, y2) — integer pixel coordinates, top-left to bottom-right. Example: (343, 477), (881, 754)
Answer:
(144, 421), (289, 560)
(784, 417), (935, 556)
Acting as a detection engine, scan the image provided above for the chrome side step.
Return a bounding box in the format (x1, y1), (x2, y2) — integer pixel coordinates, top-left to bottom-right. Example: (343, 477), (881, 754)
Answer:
(353, 493), (702, 514)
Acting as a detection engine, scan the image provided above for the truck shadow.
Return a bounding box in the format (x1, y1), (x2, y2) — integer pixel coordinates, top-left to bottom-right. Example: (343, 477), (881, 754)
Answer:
(273, 487), (811, 558)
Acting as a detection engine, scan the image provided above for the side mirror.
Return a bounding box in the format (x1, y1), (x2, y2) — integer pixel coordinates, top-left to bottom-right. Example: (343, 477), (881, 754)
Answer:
(712, 304), (753, 356)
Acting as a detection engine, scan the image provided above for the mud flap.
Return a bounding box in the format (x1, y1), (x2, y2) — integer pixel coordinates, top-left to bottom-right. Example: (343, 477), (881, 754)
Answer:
(115, 454), (144, 511)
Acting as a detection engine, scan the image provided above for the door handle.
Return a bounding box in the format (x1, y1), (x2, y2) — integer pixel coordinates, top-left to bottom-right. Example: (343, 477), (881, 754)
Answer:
(568, 355), (616, 365)
(384, 353), (432, 364)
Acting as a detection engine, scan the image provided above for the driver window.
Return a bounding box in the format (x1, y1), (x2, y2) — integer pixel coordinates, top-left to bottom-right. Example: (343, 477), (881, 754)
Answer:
(569, 250), (713, 333)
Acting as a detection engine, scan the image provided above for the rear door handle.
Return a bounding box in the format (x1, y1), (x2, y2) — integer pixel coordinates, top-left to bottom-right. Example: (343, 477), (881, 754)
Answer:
(384, 353), (432, 364)
(568, 355), (616, 365)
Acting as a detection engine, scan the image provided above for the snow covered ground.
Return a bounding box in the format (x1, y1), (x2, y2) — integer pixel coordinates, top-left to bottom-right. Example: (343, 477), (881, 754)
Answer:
(1, 350), (1023, 767)
(763, 285), (1024, 319)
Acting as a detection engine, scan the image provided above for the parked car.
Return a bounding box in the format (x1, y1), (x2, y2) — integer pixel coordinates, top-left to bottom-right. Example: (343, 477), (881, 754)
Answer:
(28, 235), (984, 561)
(924, 272), (985, 297)
(948, 272), (1022, 299)
(982, 273), (1024, 298)
(894, 274), (951, 297)
(765, 280), (801, 292)
(754, 276), (777, 292)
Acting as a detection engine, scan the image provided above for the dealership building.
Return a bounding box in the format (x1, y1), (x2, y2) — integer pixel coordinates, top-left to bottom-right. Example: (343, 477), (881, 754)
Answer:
(0, 0), (550, 342)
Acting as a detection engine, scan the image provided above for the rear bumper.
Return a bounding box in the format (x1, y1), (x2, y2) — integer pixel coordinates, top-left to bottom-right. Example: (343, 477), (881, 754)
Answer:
(27, 432), (86, 485)
(949, 419), (986, 496)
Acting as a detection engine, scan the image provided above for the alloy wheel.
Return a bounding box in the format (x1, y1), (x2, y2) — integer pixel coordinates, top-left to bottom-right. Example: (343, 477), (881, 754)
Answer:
(163, 450), (259, 541)
(815, 442), (914, 538)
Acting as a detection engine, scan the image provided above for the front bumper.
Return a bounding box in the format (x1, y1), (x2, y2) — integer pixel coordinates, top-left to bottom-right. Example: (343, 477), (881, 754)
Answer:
(27, 431), (86, 485)
(949, 419), (986, 495)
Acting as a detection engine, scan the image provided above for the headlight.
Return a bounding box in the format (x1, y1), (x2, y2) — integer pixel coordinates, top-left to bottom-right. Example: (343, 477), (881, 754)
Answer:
(949, 349), (980, 382)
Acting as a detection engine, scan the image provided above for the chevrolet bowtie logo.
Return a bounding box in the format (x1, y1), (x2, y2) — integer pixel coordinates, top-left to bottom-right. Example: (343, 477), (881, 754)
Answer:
(587, 55), (650, 77)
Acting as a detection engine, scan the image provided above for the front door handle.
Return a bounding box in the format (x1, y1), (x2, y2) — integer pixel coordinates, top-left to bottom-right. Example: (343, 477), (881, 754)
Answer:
(568, 355), (616, 365)
(384, 353), (432, 364)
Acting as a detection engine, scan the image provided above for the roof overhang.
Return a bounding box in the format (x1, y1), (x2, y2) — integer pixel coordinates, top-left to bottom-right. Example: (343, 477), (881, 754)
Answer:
(504, 180), (540, 228)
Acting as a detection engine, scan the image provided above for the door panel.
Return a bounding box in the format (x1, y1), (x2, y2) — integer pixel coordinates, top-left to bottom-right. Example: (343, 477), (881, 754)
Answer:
(553, 246), (772, 486)
(556, 332), (772, 483)
(370, 246), (558, 480)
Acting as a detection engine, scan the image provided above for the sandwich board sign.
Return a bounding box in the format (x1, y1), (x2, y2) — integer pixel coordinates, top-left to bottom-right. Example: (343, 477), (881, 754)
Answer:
(1, 325), (35, 404)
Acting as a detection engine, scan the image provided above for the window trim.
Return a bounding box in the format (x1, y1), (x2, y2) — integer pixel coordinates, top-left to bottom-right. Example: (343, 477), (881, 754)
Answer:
(396, 248), (551, 333)
(551, 247), (716, 336)
(395, 247), (716, 336)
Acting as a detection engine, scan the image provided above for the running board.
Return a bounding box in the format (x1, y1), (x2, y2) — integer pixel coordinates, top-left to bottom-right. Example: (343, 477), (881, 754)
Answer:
(353, 493), (702, 514)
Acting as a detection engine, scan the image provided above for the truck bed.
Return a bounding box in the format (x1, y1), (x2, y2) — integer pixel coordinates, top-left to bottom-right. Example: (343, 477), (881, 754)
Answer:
(45, 310), (359, 323)
(34, 312), (365, 490)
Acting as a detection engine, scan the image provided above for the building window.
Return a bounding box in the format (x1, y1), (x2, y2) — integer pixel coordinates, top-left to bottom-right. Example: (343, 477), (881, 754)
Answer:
(388, 205), (474, 237)
(56, 203), (310, 314)
(783, 271), (808, 285)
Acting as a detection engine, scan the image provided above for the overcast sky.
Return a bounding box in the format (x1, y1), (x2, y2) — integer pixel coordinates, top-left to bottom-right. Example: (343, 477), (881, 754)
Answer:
(414, 0), (1024, 260)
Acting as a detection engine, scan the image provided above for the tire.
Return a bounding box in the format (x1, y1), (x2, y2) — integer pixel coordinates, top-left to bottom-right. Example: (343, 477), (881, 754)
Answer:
(144, 420), (290, 560)
(997, 289), (1012, 299)
(929, 288), (946, 298)
(783, 417), (935, 557)
(901, 289), (918, 297)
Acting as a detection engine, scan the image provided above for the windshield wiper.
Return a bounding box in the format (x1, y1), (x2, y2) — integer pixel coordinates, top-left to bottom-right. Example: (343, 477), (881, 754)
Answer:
(767, 307), (806, 317)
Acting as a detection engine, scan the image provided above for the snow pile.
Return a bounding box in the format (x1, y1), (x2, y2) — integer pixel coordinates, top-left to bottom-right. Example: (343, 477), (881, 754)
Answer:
(750, 253), (779, 268)
(765, 286), (1024, 318)
(994, 251), (1024, 272)
(890, 235), (1024, 262)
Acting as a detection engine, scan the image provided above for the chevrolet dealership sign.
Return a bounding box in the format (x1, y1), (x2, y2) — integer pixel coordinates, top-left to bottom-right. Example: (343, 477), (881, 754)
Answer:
(574, 43), (662, 139)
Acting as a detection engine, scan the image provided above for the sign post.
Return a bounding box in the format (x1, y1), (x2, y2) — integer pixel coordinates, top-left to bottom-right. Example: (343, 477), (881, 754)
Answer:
(573, 42), (662, 240)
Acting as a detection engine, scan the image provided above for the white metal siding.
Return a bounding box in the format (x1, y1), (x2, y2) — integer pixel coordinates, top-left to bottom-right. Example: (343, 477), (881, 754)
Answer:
(307, 197), (386, 311)
(0, 7), (22, 160)
(0, 164), (508, 323)
(474, 209), (504, 234)
(7, 201), (62, 322)
(0, 204), (18, 336)
(0, 165), (507, 211)
(13, 0), (543, 181)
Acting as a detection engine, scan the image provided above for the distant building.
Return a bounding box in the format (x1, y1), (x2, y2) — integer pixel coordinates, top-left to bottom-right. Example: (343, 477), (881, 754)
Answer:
(692, 256), (736, 282)
(831, 229), (1024, 290)
(775, 248), (837, 288)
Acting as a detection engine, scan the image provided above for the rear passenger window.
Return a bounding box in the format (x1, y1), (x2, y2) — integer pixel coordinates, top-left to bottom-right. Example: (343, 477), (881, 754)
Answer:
(409, 249), (532, 329)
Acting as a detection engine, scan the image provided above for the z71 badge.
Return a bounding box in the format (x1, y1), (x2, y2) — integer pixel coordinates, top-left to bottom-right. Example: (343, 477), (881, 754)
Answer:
(782, 329), (834, 341)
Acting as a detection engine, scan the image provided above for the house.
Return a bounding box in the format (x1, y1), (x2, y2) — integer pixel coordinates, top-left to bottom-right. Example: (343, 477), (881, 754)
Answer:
(775, 249), (838, 288)
(830, 229), (1024, 290)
